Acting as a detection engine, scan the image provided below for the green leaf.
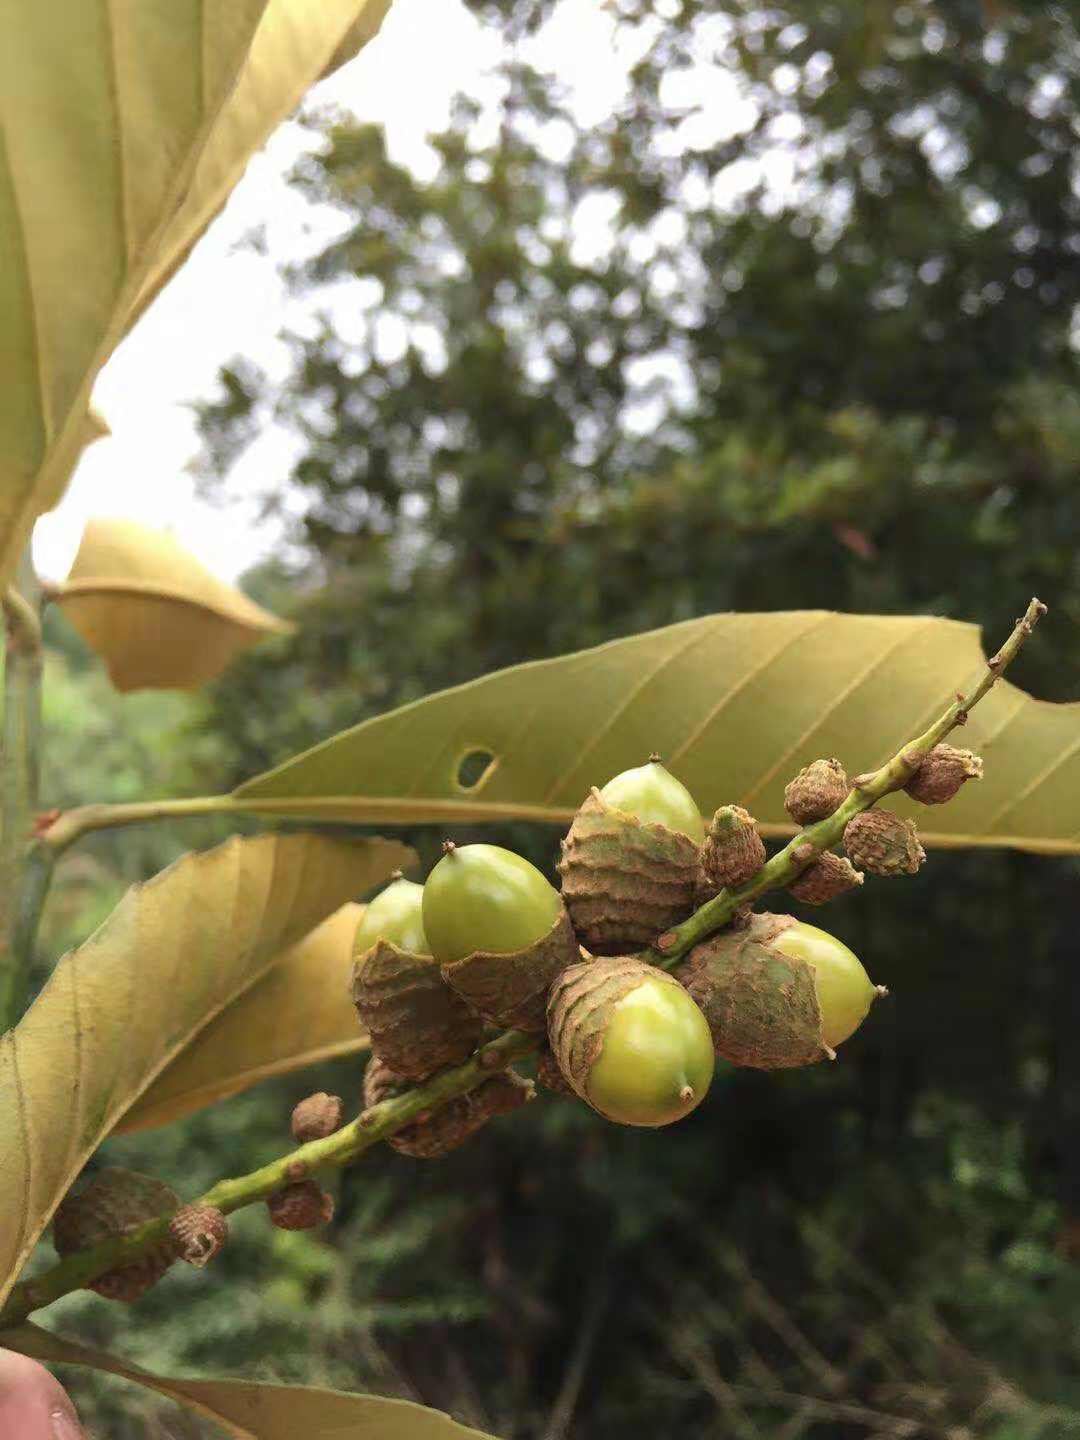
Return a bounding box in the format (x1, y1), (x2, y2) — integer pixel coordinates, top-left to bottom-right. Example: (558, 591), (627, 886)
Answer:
(119, 902), (368, 1134)
(0, 0), (392, 588)
(0, 832), (408, 1304)
(55, 518), (294, 691)
(232, 611), (1080, 853)
(7, 1325), (497, 1439)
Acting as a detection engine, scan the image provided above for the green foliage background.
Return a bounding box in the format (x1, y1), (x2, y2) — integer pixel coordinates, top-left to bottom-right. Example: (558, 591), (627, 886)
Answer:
(36, 1), (1080, 1434)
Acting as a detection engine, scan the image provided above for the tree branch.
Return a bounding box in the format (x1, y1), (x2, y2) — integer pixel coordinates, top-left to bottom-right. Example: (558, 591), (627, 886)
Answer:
(649, 597), (1047, 969)
(0, 598), (1046, 1326)
(0, 1028), (538, 1328)
(0, 577), (45, 1027)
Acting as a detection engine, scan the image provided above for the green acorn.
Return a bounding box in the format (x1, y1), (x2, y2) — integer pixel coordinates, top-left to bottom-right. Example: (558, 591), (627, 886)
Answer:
(788, 850), (864, 906)
(559, 759), (705, 955)
(423, 843), (579, 1030)
(547, 957), (715, 1127)
(680, 913), (883, 1068)
(784, 758), (849, 825)
(52, 1168), (179, 1302)
(844, 809), (925, 876)
(362, 1056), (533, 1158)
(904, 744), (984, 804)
(352, 876), (482, 1078)
(701, 805), (766, 891)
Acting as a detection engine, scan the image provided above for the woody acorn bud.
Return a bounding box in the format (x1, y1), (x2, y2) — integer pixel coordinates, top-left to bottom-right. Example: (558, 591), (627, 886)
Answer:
(844, 809), (925, 876)
(904, 744), (984, 804)
(266, 1180), (334, 1231)
(291, 1092), (344, 1143)
(784, 759), (849, 825)
(169, 1205), (229, 1268)
(788, 851), (864, 906)
(362, 1056), (533, 1158)
(701, 805), (766, 891)
(53, 1168), (179, 1302)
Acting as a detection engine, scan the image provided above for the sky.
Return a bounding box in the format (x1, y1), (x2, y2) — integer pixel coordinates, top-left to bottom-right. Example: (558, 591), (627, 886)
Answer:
(32, 0), (634, 583)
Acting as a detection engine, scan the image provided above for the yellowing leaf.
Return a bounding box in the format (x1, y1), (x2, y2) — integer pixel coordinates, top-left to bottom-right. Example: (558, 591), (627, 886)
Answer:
(119, 902), (368, 1134)
(8, 1326), (497, 1439)
(0, 0), (392, 589)
(232, 611), (1080, 853)
(0, 832), (409, 1304)
(54, 518), (293, 691)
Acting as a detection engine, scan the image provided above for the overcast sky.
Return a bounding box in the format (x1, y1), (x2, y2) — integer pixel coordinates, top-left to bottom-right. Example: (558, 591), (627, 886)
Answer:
(32, 0), (633, 583)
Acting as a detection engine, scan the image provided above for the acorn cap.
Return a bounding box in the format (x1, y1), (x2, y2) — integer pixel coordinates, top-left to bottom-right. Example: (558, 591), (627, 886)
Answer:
(440, 905), (579, 1031)
(788, 851), (864, 906)
(266, 1180), (334, 1231)
(784, 759), (849, 825)
(904, 744), (984, 805)
(290, 1092), (344, 1144)
(558, 789), (703, 955)
(353, 938), (483, 1078)
(701, 805), (766, 891)
(679, 913), (830, 1069)
(844, 809), (925, 876)
(536, 1047), (576, 1098)
(169, 1205), (228, 1269)
(53, 1168), (179, 1302)
(361, 1056), (533, 1158)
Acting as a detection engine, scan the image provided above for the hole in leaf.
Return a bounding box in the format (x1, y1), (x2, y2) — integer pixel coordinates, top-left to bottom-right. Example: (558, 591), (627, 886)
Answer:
(456, 748), (497, 792)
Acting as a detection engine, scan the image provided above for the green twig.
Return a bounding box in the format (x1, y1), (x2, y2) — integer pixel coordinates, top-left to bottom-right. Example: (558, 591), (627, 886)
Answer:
(0, 598), (1046, 1326)
(647, 597), (1047, 969)
(0, 577), (45, 1027)
(0, 1028), (538, 1328)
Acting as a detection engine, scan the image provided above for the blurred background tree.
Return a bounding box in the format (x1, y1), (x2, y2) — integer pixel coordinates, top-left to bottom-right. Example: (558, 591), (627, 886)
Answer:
(43, 1), (1080, 1434)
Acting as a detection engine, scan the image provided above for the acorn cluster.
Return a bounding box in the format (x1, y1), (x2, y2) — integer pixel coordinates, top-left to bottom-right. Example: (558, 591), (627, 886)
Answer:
(46, 743), (982, 1307)
(351, 742), (982, 1148)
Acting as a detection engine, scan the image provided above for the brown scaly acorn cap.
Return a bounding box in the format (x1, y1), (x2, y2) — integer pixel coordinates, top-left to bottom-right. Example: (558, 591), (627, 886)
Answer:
(290, 1092), (344, 1143)
(353, 939), (483, 1078)
(440, 905), (580, 1032)
(266, 1180), (334, 1231)
(558, 789), (703, 956)
(169, 1205), (229, 1269)
(361, 1055), (533, 1159)
(701, 805), (766, 891)
(784, 758), (850, 825)
(679, 913), (832, 1069)
(844, 809), (925, 876)
(546, 956), (692, 1104)
(904, 744), (984, 805)
(788, 851), (864, 906)
(536, 1047), (576, 1098)
(53, 1168), (179, 1302)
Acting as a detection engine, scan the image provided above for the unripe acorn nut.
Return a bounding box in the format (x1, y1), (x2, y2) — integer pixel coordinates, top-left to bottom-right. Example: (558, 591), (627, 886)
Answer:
(598, 757), (706, 843)
(548, 957), (714, 1127)
(423, 842), (578, 1029)
(681, 913), (883, 1069)
(354, 875), (431, 956)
